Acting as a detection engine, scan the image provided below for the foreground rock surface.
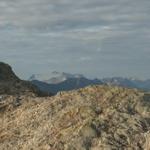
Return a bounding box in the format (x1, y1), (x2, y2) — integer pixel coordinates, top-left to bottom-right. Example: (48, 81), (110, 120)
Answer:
(0, 85), (150, 150)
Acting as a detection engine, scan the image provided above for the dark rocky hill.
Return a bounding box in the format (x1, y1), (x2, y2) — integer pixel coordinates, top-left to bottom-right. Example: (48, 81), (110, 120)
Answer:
(0, 62), (49, 96)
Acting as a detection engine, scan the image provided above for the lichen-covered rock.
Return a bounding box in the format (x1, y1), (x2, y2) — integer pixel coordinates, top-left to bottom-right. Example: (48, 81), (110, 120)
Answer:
(0, 85), (150, 150)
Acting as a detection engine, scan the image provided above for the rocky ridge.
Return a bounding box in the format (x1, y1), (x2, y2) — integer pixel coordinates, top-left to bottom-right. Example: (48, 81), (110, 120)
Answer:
(0, 85), (150, 150)
(0, 62), (49, 96)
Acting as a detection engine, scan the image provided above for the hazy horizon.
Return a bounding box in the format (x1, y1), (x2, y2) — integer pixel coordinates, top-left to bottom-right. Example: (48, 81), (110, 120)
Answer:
(0, 0), (150, 80)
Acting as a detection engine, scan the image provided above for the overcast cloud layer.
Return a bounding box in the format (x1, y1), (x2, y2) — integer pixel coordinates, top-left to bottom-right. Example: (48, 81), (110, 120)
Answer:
(0, 0), (150, 79)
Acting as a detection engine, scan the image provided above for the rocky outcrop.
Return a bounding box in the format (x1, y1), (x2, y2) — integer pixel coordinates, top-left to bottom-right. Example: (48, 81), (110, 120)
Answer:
(0, 85), (150, 149)
(0, 62), (49, 96)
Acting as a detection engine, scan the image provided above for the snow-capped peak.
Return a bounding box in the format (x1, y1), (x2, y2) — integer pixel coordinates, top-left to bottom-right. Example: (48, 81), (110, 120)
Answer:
(29, 72), (85, 84)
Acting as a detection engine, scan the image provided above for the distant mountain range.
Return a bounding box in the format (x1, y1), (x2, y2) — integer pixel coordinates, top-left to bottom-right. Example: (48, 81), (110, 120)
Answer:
(29, 72), (150, 94)
(29, 71), (85, 84)
(102, 77), (150, 91)
(30, 73), (102, 94)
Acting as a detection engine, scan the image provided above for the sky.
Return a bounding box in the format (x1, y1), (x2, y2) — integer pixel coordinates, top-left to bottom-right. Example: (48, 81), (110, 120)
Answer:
(0, 0), (150, 80)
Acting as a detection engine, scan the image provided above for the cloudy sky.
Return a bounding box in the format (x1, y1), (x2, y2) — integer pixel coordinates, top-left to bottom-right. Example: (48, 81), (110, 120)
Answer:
(0, 0), (150, 79)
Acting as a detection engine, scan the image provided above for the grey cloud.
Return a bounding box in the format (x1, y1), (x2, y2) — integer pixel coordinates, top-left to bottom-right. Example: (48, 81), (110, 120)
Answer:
(0, 0), (150, 79)
(0, 0), (149, 31)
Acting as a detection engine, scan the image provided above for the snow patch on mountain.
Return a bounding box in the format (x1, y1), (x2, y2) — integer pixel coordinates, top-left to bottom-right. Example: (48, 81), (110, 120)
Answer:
(29, 72), (85, 84)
